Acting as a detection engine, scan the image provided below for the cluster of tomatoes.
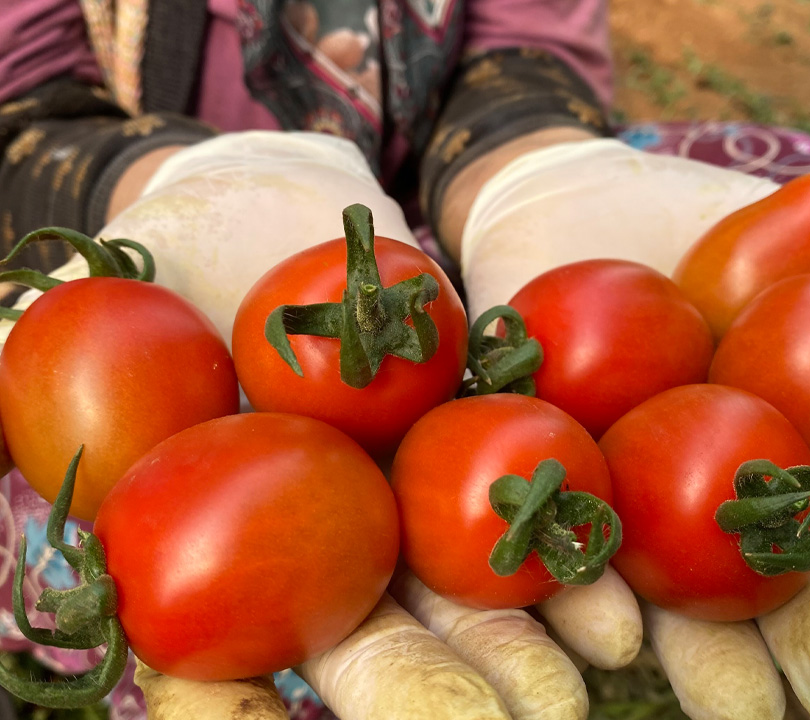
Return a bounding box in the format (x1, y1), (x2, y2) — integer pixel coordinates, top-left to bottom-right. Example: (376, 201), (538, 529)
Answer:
(0, 174), (809, 701)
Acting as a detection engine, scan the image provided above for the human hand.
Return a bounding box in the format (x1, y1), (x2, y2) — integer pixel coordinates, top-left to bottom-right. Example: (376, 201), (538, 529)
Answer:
(458, 137), (807, 720)
(0, 131), (418, 353)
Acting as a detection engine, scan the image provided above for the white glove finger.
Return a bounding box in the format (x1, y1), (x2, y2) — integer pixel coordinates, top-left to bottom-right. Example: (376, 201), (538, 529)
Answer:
(643, 602), (784, 720)
(134, 659), (290, 719)
(536, 565), (642, 671)
(461, 138), (778, 321)
(296, 593), (512, 720)
(390, 570), (588, 720)
(757, 581), (810, 712)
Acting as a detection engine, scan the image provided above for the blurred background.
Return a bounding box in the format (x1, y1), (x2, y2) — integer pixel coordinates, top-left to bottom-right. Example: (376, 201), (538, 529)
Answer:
(611, 0), (809, 130)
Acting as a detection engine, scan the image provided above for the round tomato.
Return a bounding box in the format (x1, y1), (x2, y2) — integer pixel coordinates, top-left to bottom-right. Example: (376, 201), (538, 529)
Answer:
(506, 259), (714, 438)
(0, 278), (239, 520)
(710, 274), (810, 447)
(599, 383), (810, 622)
(94, 412), (399, 680)
(232, 233), (468, 459)
(390, 393), (616, 610)
(673, 174), (810, 341)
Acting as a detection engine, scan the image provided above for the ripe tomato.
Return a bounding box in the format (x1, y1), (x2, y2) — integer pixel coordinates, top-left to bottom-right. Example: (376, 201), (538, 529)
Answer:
(506, 259), (714, 438)
(673, 174), (810, 341)
(232, 234), (468, 459)
(94, 412), (399, 680)
(390, 394), (615, 610)
(0, 278), (239, 521)
(599, 383), (810, 622)
(710, 274), (810, 447)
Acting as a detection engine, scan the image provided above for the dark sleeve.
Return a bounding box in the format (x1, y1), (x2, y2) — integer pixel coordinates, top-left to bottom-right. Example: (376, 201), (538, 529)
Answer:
(0, 78), (216, 276)
(419, 47), (613, 248)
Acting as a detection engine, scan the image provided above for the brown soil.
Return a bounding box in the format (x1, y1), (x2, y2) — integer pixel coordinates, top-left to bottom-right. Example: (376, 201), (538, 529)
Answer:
(610, 0), (810, 131)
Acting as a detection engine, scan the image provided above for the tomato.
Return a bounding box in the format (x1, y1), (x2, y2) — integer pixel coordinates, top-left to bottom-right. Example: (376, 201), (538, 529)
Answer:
(710, 274), (810, 447)
(232, 233), (468, 459)
(390, 394), (616, 610)
(506, 259), (714, 438)
(94, 412), (399, 681)
(0, 278), (240, 521)
(673, 174), (810, 341)
(599, 383), (810, 622)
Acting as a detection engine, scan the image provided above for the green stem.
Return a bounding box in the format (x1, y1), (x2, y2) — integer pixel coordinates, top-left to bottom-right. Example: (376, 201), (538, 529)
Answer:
(488, 459), (622, 585)
(265, 204), (441, 389)
(464, 305), (542, 396)
(1, 446), (130, 707)
(715, 459), (810, 576)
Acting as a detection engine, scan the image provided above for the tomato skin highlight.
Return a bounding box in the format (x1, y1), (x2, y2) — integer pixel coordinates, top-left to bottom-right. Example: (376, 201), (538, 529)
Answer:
(390, 393), (613, 610)
(232, 236), (468, 459)
(93, 412), (399, 681)
(0, 278), (240, 521)
(709, 274), (810, 448)
(673, 174), (810, 341)
(599, 384), (810, 622)
(507, 259), (714, 439)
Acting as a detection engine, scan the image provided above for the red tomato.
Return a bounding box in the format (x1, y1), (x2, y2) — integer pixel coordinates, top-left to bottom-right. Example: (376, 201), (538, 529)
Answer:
(710, 274), (810, 446)
(390, 394), (614, 610)
(232, 236), (468, 458)
(673, 174), (810, 341)
(507, 259), (714, 438)
(94, 412), (399, 681)
(0, 278), (239, 520)
(599, 384), (810, 621)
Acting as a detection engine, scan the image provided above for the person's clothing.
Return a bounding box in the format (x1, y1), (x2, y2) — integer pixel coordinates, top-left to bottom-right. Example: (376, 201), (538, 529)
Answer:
(0, 0), (612, 279)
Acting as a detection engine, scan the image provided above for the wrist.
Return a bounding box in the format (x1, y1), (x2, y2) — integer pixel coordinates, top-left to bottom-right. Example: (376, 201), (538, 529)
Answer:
(438, 127), (597, 263)
(105, 145), (186, 222)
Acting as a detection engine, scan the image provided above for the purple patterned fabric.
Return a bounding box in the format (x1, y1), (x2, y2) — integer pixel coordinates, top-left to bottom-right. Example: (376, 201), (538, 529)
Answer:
(2, 119), (810, 718)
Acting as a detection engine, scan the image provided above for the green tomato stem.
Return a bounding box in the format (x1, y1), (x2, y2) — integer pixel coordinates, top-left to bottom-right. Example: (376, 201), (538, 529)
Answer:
(264, 204), (440, 389)
(488, 458), (622, 585)
(2, 446), (129, 707)
(464, 305), (542, 397)
(715, 459), (810, 576)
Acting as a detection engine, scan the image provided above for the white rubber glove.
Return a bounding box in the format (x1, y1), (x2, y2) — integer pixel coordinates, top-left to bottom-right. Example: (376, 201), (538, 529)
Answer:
(0, 131), (418, 350)
(459, 137), (805, 720)
(461, 137), (777, 321)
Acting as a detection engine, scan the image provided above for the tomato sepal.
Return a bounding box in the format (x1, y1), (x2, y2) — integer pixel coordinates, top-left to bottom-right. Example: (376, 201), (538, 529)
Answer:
(488, 458), (622, 585)
(0, 227), (155, 296)
(463, 305), (542, 397)
(0, 446), (129, 707)
(264, 203), (441, 389)
(715, 459), (810, 576)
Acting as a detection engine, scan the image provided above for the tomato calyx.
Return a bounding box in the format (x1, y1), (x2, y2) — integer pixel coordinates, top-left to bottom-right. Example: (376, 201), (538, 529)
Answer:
(715, 459), (810, 576)
(488, 458), (622, 585)
(462, 305), (542, 397)
(0, 447), (128, 708)
(265, 203), (440, 389)
(0, 227), (155, 321)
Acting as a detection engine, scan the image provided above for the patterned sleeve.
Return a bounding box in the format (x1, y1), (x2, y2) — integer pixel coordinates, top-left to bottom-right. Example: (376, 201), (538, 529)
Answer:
(461, 0), (613, 107)
(0, 1), (216, 284)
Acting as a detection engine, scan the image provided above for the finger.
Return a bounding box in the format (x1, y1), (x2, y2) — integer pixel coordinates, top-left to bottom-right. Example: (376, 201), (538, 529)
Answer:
(390, 570), (588, 720)
(133, 659), (289, 719)
(643, 602), (785, 720)
(296, 593), (512, 720)
(537, 564), (642, 670)
(757, 581), (810, 712)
